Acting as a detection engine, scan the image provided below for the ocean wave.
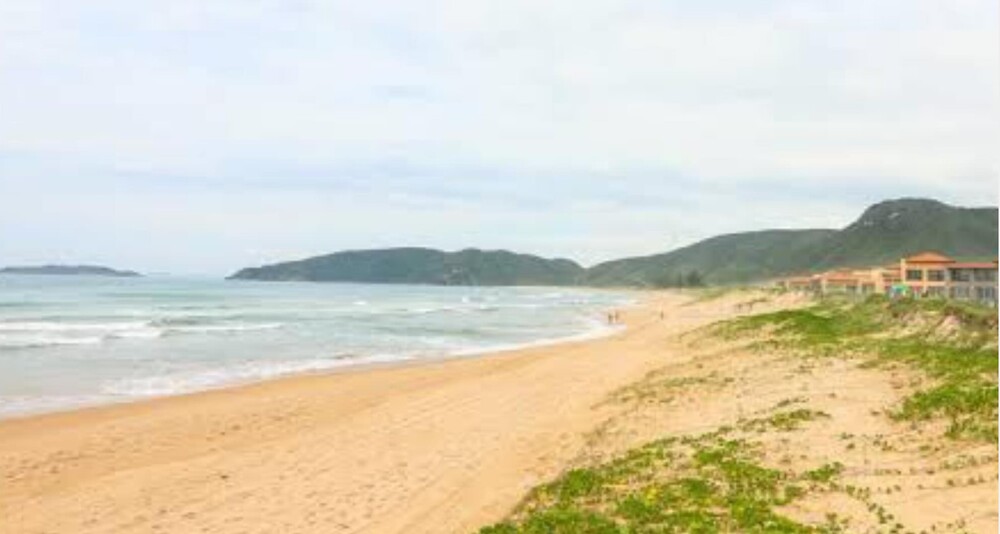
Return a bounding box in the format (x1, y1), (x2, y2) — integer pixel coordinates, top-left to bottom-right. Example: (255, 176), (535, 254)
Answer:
(0, 394), (116, 418)
(0, 320), (149, 332)
(101, 353), (412, 397)
(0, 334), (104, 348)
(160, 323), (283, 335)
(0, 319), (284, 348)
(107, 328), (163, 339)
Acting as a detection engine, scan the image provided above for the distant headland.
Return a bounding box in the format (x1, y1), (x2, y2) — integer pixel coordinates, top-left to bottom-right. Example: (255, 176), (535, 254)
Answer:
(229, 198), (998, 287)
(0, 265), (141, 277)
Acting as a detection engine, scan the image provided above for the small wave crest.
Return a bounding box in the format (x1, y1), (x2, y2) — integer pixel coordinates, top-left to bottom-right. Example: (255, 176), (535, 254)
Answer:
(101, 353), (411, 397)
(0, 334), (104, 349)
(0, 318), (284, 349)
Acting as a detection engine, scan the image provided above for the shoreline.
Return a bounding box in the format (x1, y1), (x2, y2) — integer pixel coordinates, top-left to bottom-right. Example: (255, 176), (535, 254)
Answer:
(6, 289), (991, 533)
(0, 290), (812, 533)
(0, 305), (631, 423)
(1, 290), (691, 534)
(0, 316), (629, 426)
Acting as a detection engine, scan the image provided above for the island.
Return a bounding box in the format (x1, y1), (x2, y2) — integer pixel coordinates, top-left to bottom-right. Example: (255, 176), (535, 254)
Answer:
(0, 265), (142, 277)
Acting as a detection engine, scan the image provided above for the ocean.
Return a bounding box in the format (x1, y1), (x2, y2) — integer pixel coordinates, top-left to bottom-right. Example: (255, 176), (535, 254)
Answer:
(0, 275), (630, 418)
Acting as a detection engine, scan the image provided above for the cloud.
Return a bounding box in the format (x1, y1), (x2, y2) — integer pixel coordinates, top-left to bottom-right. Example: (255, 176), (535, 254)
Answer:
(0, 0), (997, 272)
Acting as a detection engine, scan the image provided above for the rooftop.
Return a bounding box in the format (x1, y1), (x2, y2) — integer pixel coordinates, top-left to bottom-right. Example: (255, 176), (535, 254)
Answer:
(950, 261), (999, 269)
(903, 251), (955, 264)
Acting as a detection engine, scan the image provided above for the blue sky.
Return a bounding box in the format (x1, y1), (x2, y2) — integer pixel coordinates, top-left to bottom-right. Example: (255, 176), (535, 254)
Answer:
(1, 0), (997, 274)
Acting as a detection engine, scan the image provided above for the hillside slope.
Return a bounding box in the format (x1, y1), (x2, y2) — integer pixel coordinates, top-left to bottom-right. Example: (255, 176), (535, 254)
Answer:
(229, 198), (998, 287)
(228, 247), (585, 286)
(583, 229), (835, 286)
(585, 198), (998, 286)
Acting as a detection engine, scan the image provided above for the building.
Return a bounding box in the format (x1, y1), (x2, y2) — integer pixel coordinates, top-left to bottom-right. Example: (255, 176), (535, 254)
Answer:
(899, 251), (953, 298)
(776, 251), (998, 304)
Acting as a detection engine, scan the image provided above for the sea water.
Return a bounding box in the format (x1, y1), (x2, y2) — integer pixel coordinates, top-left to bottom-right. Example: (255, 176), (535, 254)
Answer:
(0, 275), (630, 418)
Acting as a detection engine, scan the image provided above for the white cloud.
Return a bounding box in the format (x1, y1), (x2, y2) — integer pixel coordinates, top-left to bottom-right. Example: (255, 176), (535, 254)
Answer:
(0, 0), (997, 272)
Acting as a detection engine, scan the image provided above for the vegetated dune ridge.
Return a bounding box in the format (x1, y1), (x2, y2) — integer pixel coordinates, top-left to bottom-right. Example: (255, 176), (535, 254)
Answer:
(483, 295), (998, 533)
(0, 291), (995, 533)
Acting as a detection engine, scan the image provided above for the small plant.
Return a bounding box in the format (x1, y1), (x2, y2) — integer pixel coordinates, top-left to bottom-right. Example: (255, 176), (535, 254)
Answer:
(715, 297), (998, 442)
(804, 462), (844, 483)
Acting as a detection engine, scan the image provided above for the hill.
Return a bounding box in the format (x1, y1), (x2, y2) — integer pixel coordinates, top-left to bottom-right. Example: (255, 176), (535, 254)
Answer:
(228, 198), (998, 287)
(0, 265), (141, 277)
(228, 247), (585, 286)
(583, 229), (836, 286)
(584, 198), (998, 286)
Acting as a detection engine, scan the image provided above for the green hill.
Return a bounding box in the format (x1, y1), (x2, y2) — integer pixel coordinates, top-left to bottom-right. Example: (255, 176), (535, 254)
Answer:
(808, 198), (998, 269)
(584, 198), (998, 286)
(583, 229), (836, 286)
(229, 198), (998, 287)
(228, 247), (585, 286)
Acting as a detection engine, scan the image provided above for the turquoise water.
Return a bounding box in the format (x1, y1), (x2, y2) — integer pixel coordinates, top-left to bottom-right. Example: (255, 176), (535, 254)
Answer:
(0, 275), (630, 417)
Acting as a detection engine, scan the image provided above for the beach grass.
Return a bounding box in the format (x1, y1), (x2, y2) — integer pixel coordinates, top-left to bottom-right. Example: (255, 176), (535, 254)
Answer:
(480, 293), (997, 533)
(716, 296), (998, 442)
(480, 419), (847, 533)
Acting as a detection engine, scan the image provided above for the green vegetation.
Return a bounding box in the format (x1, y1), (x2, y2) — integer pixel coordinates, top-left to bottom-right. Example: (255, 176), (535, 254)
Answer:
(228, 198), (997, 287)
(607, 373), (731, 405)
(739, 408), (830, 433)
(718, 296), (998, 441)
(649, 270), (705, 289)
(584, 229), (835, 287)
(584, 198), (998, 286)
(480, 294), (996, 533)
(480, 426), (847, 533)
(228, 247), (585, 285)
(480, 401), (868, 534)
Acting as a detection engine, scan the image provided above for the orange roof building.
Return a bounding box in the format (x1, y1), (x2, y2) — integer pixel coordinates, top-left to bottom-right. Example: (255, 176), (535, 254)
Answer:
(775, 252), (997, 303)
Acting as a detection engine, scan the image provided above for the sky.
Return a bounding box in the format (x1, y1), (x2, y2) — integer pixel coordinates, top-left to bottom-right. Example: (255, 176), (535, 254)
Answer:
(1, 0), (998, 275)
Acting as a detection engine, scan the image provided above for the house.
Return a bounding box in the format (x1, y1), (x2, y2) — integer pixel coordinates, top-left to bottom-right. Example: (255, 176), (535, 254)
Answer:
(899, 251), (998, 302)
(899, 251), (953, 298)
(775, 251), (998, 304)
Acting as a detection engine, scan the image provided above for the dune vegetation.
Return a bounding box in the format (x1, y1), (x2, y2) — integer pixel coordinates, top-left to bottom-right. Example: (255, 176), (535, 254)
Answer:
(480, 295), (997, 533)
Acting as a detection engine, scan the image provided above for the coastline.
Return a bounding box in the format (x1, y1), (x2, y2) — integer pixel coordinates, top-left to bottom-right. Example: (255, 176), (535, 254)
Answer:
(0, 312), (627, 426)
(1, 290), (700, 534)
(0, 305), (630, 423)
(6, 289), (990, 533)
(0, 282), (636, 421)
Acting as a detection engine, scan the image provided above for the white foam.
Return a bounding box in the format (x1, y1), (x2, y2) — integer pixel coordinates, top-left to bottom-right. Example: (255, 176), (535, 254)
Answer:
(0, 320), (149, 332)
(101, 353), (413, 397)
(450, 319), (624, 357)
(108, 328), (163, 339)
(0, 394), (116, 418)
(162, 322), (283, 334)
(0, 334), (104, 348)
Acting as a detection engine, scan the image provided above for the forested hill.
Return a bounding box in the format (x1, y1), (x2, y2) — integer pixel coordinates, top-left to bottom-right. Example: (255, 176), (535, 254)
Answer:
(584, 198), (998, 286)
(228, 248), (585, 286)
(229, 198), (998, 287)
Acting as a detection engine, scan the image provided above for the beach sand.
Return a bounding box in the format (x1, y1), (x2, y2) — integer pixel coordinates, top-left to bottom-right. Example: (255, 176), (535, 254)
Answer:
(1, 291), (994, 533)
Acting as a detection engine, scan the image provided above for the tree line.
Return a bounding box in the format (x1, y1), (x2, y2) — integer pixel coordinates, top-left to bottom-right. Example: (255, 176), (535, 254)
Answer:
(649, 270), (705, 288)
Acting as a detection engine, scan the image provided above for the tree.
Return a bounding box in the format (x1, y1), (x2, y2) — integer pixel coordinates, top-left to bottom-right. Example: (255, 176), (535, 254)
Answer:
(685, 270), (705, 287)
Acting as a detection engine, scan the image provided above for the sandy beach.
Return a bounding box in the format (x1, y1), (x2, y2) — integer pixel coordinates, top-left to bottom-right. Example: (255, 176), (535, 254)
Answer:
(1, 291), (995, 533)
(0, 292), (698, 533)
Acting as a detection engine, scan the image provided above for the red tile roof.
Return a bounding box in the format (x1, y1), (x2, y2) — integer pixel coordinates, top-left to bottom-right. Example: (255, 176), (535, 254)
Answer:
(903, 251), (955, 264)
